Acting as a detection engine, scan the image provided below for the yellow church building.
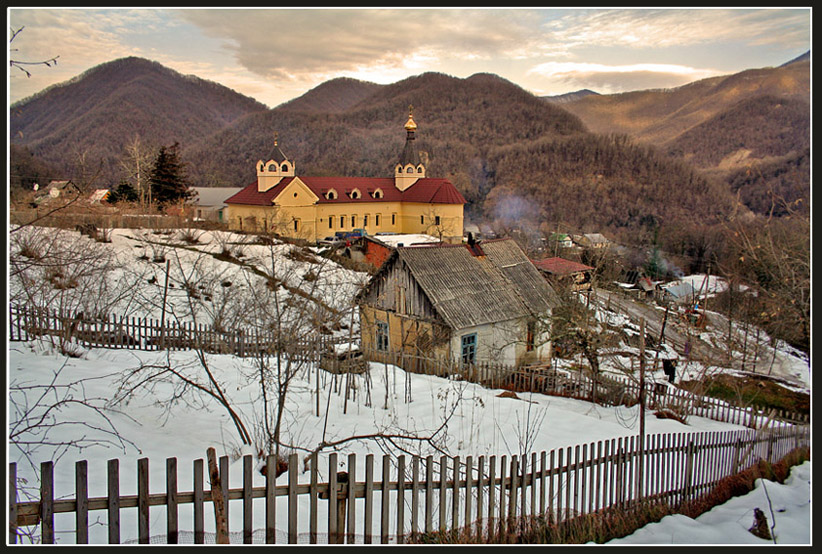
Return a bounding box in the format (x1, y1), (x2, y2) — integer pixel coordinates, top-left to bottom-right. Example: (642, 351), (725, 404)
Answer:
(224, 109), (465, 243)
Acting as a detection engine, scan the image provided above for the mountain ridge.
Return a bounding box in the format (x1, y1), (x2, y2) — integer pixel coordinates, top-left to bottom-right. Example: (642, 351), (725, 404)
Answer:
(10, 54), (809, 264)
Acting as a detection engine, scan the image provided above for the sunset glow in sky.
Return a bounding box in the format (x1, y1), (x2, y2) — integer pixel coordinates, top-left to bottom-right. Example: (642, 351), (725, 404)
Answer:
(7, 8), (811, 108)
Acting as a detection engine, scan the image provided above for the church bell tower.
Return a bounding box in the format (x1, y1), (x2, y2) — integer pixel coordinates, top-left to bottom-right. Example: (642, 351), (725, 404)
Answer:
(394, 106), (426, 191)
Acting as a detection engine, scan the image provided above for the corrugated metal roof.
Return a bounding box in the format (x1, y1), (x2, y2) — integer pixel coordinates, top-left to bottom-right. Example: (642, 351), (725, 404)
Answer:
(393, 239), (558, 330)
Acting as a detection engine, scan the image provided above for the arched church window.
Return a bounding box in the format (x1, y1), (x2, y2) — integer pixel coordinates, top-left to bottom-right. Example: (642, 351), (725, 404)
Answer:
(406, 167), (414, 174)
(281, 163), (289, 172)
(268, 163), (277, 172)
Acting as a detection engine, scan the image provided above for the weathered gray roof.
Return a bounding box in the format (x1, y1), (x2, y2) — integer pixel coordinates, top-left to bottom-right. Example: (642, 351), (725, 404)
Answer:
(191, 187), (243, 207)
(395, 238), (558, 330)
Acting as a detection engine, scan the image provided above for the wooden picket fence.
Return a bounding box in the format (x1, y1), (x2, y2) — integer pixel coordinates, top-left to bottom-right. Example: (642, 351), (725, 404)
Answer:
(361, 347), (809, 429)
(8, 304), (332, 360)
(9, 424), (809, 544)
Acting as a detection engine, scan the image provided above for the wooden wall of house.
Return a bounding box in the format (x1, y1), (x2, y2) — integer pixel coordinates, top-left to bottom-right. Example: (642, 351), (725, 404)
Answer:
(360, 259), (439, 321)
(360, 305), (451, 360)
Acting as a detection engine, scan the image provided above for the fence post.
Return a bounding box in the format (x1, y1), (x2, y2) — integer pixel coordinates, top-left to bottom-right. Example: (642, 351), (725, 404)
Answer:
(138, 458), (149, 544)
(684, 438), (696, 503)
(328, 453), (338, 544)
(75, 460), (89, 544)
(289, 453), (299, 544)
(9, 463), (17, 544)
(243, 455), (253, 544)
(40, 462), (54, 544)
(397, 455), (406, 544)
(347, 453), (356, 544)
(365, 454), (375, 544)
(206, 449), (229, 544)
(381, 455), (391, 544)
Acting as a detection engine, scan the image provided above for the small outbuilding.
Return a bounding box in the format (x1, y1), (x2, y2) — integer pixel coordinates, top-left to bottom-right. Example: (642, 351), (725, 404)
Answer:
(532, 257), (595, 292)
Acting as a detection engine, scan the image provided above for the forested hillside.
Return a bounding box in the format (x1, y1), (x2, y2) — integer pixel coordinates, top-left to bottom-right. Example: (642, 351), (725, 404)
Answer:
(10, 57), (268, 187)
(558, 56), (810, 219)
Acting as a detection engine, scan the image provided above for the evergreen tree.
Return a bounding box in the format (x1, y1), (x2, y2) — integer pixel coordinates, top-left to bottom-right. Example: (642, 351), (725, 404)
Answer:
(149, 142), (192, 207)
(107, 180), (139, 204)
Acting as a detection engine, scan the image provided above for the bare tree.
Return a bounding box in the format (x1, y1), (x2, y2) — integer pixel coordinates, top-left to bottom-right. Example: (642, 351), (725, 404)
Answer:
(118, 134), (156, 210)
(9, 360), (139, 492)
(9, 26), (59, 78)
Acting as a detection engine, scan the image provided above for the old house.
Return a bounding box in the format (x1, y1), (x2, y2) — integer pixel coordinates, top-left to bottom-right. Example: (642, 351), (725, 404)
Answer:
(224, 108), (465, 243)
(532, 257), (594, 292)
(191, 187), (243, 222)
(358, 237), (559, 368)
(574, 233), (610, 249)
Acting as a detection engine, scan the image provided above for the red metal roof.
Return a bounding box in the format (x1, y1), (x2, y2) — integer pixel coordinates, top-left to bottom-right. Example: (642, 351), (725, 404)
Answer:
(532, 257), (594, 276)
(225, 176), (466, 206)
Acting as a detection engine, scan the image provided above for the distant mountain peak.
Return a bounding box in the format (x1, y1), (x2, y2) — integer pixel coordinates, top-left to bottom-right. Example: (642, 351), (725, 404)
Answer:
(781, 50), (810, 66)
(543, 89), (600, 103)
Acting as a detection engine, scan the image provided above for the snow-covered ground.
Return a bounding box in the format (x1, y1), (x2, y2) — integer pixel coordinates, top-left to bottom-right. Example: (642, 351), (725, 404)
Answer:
(7, 226), (811, 545)
(604, 460), (811, 545)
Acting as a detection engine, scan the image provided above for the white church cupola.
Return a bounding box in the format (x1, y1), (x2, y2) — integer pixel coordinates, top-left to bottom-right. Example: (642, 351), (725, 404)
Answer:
(394, 105), (426, 191)
(257, 133), (296, 192)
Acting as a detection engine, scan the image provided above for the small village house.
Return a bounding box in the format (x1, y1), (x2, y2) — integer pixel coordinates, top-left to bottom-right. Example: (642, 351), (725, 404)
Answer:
(190, 187), (243, 222)
(574, 233), (610, 249)
(532, 256), (594, 292)
(358, 237), (559, 368)
(224, 108), (465, 243)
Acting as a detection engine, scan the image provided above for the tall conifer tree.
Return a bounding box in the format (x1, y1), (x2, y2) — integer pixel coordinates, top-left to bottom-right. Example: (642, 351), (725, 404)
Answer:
(149, 142), (191, 207)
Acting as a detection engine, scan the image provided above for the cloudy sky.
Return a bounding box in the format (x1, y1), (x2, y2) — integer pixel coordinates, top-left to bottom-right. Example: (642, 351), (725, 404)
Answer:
(7, 7), (811, 108)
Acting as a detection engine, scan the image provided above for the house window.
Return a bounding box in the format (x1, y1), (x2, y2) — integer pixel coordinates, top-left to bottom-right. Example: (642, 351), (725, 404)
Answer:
(461, 333), (477, 365)
(364, 214), (369, 227)
(329, 216), (334, 229)
(435, 215), (441, 226)
(352, 215), (357, 227)
(420, 215), (425, 225)
(375, 214), (381, 226)
(376, 321), (389, 352)
(341, 215), (346, 228)
(293, 219), (300, 232)
(391, 213), (396, 226)
(526, 322), (535, 352)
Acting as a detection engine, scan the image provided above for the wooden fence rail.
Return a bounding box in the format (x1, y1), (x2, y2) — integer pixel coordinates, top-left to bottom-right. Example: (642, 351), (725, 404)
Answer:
(9, 425), (809, 544)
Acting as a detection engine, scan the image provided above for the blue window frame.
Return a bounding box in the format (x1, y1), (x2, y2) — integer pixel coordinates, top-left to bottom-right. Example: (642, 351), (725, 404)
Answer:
(461, 333), (477, 365)
(376, 321), (389, 352)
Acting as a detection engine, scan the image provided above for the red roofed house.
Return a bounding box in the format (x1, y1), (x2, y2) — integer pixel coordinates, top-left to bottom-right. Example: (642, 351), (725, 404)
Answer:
(532, 257), (595, 292)
(224, 108), (465, 243)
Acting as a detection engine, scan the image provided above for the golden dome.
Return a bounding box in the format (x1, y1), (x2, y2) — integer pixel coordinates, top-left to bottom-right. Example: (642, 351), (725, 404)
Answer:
(404, 105), (417, 131)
